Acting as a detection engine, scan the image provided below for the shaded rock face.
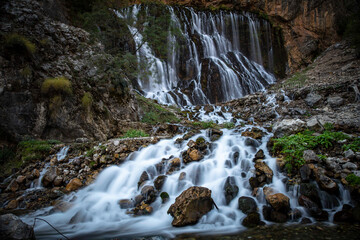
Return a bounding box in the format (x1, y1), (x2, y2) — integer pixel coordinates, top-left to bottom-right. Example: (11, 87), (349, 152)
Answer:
(242, 212), (261, 228)
(0, 0), (139, 142)
(0, 214), (35, 240)
(238, 196), (257, 214)
(167, 186), (213, 227)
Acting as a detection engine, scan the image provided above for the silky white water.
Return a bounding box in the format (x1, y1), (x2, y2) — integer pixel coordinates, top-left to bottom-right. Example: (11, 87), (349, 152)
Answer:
(22, 107), (351, 239)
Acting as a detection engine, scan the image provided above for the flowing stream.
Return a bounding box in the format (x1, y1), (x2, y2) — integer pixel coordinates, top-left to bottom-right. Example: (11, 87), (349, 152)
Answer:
(22, 107), (351, 239)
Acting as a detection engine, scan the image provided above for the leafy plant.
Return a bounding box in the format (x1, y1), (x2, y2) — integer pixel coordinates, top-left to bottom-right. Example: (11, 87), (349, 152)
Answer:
(222, 122), (235, 129)
(346, 173), (360, 186)
(273, 128), (349, 173)
(41, 76), (72, 95)
(343, 138), (360, 152)
(121, 129), (149, 138)
(191, 121), (217, 129)
(4, 33), (36, 56)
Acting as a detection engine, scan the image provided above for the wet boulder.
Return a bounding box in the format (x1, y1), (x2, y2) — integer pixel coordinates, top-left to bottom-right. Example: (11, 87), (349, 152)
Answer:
(133, 203), (153, 216)
(238, 196), (257, 214)
(298, 195), (328, 221)
(207, 129), (223, 141)
(300, 183), (322, 207)
(138, 171), (149, 189)
(254, 161), (273, 185)
(242, 212), (261, 228)
(253, 149), (265, 162)
(299, 164), (312, 182)
(262, 205), (288, 223)
(141, 185), (156, 204)
(154, 175), (167, 191)
(241, 128), (264, 140)
(167, 158), (181, 174)
(160, 192), (170, 203)
(265, 193), (290, 214)
(315, 172), (339, 195)
(167, 186), (214, 227)
(119, 199), (134, 209)
(182, 148), (203, 164)
(0, 214), (35, 240)
(42, 167), (60, 187)
(5, 179), (19, 193)
(66, 178), (83, 192)
(244, 138), (260, 148)
(224, 176), (239, 205)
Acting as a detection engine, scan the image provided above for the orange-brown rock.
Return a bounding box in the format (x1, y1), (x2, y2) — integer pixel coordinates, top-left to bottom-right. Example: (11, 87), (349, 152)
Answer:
(265, 193), (290, 214)
(168, 186), (214, 226)
(66, 178), (83, 192)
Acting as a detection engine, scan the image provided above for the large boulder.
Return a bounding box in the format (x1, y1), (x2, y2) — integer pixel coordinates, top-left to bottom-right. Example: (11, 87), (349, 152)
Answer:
(238, 196), (257, 214)
(223, 176), (239, 205)
(272, 119), (306, 138)
(242, 212), (261, 228)
(141, 185), (156, 204)
(65, 178), (83, 192)
(154, 175), (167, 191)
(254, 161), (273, 185)
(138, 171), (149, 189)
(0, 214), (35, 240)
(315, 172), (339, 195)
(167, 186), (214, 227)
(298, 195), (328, 221)
(265, 193), (290, 214)
(300, 183), (322, 207)
(42, 166), (60, 187)
(305, 92), (322, 107)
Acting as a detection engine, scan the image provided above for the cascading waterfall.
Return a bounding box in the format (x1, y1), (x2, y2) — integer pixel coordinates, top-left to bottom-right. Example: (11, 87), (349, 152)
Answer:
(117, 5), (279, 106)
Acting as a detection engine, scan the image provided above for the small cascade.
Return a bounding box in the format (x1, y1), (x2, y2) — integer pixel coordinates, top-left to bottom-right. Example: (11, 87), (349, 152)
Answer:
(117, 5), (283, 106)
(56, 146), (69, 161)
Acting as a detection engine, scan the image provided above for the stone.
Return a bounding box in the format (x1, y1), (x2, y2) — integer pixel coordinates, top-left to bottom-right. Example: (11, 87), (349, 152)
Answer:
(249, 177), (259, 189)
(5, 200), (18, 210)
(265, 193), (290, 214)
(244, 138), (260, 147)
(31, 169), (40, 178)
(179, 172), (186, 181)
(5, 179), (19, 192)
(187, 140), (196, 148)
(160, 192), (170, 203)
(315, 173), (339, 195)
(241, 128), (264, 140)
(154, 175), (167, 191)
(306, 117), (323, 131)
(53, 201), (73, 212)
(42, 167), (59, 187)
(224, 176), (239, 205)
(138, 171), (149, 189)
(0, 214), (35, 240)
(141, 185), (156, 204)
(253, 149), (265, 161)
(238, 196), (257, 214)
(305, 92), (322, 107)
(168, 158), (181, 174)
(53, 176), (63, 186)
(273, 119), (306, 138)
(299, 164), (312, 182)
(207, 128), (223, 141)
(167, 186), (213, 227)
(188, 149), (202, 162)
(344, 149), (356, 161)
(119, 199), (133, 209)
(254, 161), (273, 183)
(298, 195), (328, 221)
(303, 150), (319, 163)
(300, 183), (322, 207)
(300, 217), (312, 224)
(327, 96), (344, 108)
(242, 212), (261, 228)
(342, 162), (357, 170)
(65, 178), (82, 191)
(334, 209), (353, 223)
(16, 175), (26, 184)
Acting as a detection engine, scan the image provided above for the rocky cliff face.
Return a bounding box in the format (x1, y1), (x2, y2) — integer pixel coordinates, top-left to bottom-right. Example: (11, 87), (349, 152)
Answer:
(0, 0), (139, 142)
(165, 0), (346, 72)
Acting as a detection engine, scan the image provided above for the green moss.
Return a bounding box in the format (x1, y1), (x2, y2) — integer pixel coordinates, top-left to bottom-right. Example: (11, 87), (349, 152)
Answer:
(346, 173), (360, 186)
(191, 121), (217, 129)
(121, 129), (149, 138)
(86, 148), (95, 157)
(136, 94), (180, 124)
(273, 128), (349, 173)
(19, 140), (60, 162)
(222, 122), (235, 129)
(4, 33), (36, 56)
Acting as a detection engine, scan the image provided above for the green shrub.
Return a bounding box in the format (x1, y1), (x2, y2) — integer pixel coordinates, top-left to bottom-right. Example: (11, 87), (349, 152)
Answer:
(346, 173), (360, 186)
(41, 76), (72, 95)
(4, 33), (36, 55)
(121, 129), (149, 138)
(82, 92), (93, 109)
(273, 129), (349, 173)
(222, 122), (235, 129)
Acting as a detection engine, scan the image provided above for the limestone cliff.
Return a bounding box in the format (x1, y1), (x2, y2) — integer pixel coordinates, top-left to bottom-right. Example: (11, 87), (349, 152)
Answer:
(164, 0), (347, 72)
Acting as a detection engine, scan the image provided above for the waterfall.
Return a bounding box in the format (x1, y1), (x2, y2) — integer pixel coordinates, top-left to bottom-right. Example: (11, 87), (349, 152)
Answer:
(117, 5), (279, 106)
